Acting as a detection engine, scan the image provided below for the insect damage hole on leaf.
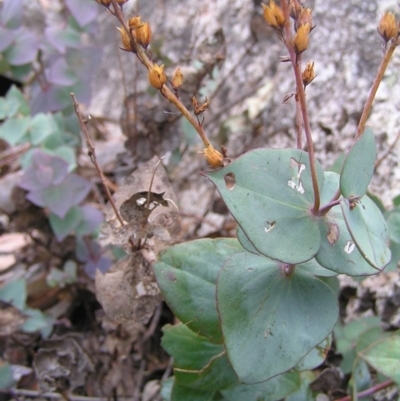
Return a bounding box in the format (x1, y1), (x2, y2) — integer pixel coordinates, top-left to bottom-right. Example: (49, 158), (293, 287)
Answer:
(224, 172), (236, 190)
(265, 221), (276, 233)
(288, 158), (306, 194)
(344, 240), (355, 254)
(327, 223), (339, 245)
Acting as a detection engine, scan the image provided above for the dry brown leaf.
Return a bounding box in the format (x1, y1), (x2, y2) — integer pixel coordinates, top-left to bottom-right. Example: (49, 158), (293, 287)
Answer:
(95, 249), (161, 324)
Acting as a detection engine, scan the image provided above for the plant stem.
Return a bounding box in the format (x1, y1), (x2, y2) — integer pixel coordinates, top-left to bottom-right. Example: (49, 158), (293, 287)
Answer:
(356, 40), (399, 139)
(334, 379), (394, 401)
(281, 0), (320, 213)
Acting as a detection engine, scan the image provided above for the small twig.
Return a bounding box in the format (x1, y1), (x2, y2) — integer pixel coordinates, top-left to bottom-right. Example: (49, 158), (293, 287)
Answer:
(317, 198), (342, 216)
(374, 129), (400, 170)
(70, 93), (125, 227)
(356, 39), (399, 140)
(132, 360), (146, 401)
(334, 379), (394, 401)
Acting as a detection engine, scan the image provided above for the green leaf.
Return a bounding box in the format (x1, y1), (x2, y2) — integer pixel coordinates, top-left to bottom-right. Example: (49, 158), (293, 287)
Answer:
(28, 113), (58, 145)
(170, 383), (221, 401)
(0, 363), (14, 390)
(154, 238), (242, 343)
(360, 336), (400, 387)
(285, 371), (316, 401)
(0, 278), (26, 309)
(341, 196), (391, 270)
(22, 308), (53, 337)
(340, 128), (376, 198)
(294, 334), (331, 371)
(316, 172), (379, 276)
(5, 85), (30, 116)
(334, 316), (381, 374)
(0, 116), (31, 145)
(162, 324), (237, 391)
(217, 252), (338, 383)
(205, 148), (325, 264)
(386, 210), (400, 243)
(350, 357), (371, 401)
(49, 207), (82, 242)
(221, 371), (300, 401)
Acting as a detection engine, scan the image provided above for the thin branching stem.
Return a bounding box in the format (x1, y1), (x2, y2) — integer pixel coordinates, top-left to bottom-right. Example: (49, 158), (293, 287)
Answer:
(281, 0), (320, 213)
(70, 93), (125, 227)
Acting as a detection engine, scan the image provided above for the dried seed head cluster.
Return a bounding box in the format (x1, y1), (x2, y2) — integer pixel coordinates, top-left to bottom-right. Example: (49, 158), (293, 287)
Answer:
(378, 12), (399, 43)
(262, 1), (286, 30)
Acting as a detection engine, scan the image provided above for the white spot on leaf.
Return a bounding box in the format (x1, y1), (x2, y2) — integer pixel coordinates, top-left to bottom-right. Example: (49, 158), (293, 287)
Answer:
(344, 240), (355, 254)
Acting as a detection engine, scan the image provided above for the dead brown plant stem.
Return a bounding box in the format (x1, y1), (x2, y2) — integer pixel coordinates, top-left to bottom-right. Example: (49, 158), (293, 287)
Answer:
(281, 0), (320, 212)
(70, 93), (125, 227)
(375, 129), (400, 169)
(109, 0), (211, 148)
(356, 41), (398, 139)
(334, 379), (393, 401)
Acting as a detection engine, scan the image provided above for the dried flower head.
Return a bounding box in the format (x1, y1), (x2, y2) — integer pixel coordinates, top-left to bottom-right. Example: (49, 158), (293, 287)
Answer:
(95, 0), (112, 6)
(378, 12), (398, 42)
(203, 146), (224, 168)
(136, 22), (152, 48)
(192, 96), (210, 115)
(118, 27), (134, 52)
(172, 68), (183, 90)
(262, 1), (286, 30)
(293, 23), (310, 54)
(302, 61), (315, 86)
(148, 64), (167, 89)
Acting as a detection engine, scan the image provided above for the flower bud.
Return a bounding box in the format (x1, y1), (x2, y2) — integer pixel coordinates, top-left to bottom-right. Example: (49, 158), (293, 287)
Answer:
(118, 27), (134, 52)
(148, 64), (167, 89)
(203, 146), (224, 168)
(302, 61), (315, 86)
(378, 12), (398, 42)
(293, 23), (310, 54)
(136, 22), (152, 48)
(172, 68), (183, 90)
(262, 1), (286, 30)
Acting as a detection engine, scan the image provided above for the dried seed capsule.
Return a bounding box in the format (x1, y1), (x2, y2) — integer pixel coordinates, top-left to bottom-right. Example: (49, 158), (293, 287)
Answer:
(172, 68), (183, 90)
(262, 1), (286, 30)
(148, 64), (167, 89)
(302, 61), (315, 86)
(136, 22), (152, 48)
(293, 23), (310, 54)
(378, 12), (398, 42)
(118, 27), (134, 51)
(203, 146), (224, 168)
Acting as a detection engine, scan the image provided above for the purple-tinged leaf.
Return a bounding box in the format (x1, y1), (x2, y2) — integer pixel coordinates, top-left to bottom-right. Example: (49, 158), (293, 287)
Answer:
(19, 150), (69, 191)
(45, 25), (81, 54)
(1, 0), (23, 29)
(0, 27), (15, 52)
(49, 207), (82, 242)
(75, 238), (101, 262)
(4, 28), (38, 66)
(26, 174), (91, 218)
(47, 58), (78, 86)
(30, 83), (71, 114)
(75, 205), (104, 236)
(64, 0), (101, 27)
(84, 256), (112, 279)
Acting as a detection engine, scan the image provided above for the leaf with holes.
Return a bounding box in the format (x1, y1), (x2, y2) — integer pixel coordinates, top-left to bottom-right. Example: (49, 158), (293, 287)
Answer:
(205, 149), (325, 264)
(316, 172), (378, 276)
(340, 127), (376, 199)
(154, 238), (242, 343)
(341, 196), (391, 270)
(216, 252), (338, 383)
